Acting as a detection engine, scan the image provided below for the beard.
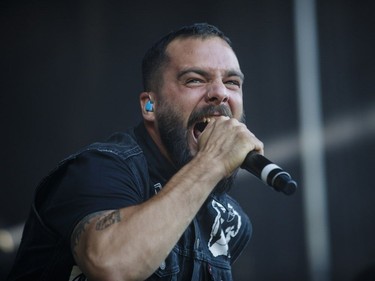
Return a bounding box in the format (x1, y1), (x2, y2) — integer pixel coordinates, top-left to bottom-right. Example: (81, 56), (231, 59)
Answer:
(156, 103), (192, 169)
(155, 98), (245, 193)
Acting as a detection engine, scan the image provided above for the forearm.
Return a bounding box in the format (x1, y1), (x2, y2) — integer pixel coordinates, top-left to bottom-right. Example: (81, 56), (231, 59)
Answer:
(73, 152), (225, 281)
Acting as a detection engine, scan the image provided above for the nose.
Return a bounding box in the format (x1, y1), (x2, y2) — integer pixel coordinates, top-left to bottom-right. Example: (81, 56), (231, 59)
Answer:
(206, 81), (229, 105)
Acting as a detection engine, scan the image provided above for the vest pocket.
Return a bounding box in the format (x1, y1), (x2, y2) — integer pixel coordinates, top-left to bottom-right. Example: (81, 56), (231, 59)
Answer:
(206, 262), (233, 281)
(153, 249), (180, 279)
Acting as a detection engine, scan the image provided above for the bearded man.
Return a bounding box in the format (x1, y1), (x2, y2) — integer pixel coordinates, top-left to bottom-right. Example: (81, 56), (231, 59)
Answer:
(8, 23), (263, 281)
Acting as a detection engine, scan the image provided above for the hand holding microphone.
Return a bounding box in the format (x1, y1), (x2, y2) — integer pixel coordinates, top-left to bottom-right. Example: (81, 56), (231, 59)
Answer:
(196, 115), (297, 195)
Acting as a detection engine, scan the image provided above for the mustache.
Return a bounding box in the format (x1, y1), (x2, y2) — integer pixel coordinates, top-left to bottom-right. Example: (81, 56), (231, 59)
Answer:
(187, 104), (233, 128)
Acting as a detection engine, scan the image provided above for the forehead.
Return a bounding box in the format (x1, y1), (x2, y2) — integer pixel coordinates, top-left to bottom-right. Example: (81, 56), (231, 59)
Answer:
(165, 37), (241, 72)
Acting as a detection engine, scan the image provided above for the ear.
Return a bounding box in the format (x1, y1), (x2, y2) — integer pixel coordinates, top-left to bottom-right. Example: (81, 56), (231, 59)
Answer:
(140, 92), (155, 122)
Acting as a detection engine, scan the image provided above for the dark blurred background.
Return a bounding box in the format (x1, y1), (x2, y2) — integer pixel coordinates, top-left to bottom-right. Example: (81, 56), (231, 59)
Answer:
(1, 0), (374, 280)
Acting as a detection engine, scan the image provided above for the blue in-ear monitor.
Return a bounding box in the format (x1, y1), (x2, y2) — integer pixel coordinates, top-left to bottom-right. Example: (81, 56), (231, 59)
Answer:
(145, 100), (154, 112)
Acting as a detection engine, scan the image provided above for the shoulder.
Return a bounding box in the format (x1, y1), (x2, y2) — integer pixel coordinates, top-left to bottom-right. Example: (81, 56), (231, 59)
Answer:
(33, 130), (151, 237)
(73, 130), (143, 162)
(35, 130), (149, 210)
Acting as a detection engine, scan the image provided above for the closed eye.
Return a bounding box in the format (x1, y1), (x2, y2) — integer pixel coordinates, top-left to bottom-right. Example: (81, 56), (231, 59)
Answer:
(186, 78), (205, 85)
(226, 80), (240, 86)
(225, 80), (241, 89)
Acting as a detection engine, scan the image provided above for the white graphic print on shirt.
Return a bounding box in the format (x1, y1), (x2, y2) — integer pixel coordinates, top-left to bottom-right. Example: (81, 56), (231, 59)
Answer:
(208, 200), (242, 257)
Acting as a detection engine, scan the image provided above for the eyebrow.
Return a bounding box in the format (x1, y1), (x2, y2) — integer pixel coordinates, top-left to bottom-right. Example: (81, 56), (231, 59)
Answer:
(227, 70), (245, 82)
(177, 67), (245, 82)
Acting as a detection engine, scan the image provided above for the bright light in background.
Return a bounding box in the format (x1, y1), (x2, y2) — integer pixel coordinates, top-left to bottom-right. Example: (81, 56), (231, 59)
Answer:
(238, 103), (375, 167)
(0, 224), (23, 254)
(238, 103), (375, 281)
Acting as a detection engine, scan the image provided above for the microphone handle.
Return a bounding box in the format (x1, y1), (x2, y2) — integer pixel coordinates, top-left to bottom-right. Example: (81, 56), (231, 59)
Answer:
(241, 151), (297, 195)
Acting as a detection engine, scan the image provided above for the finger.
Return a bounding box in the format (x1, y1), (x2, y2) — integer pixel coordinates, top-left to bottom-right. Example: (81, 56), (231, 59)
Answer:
(197, 116), (230, 144)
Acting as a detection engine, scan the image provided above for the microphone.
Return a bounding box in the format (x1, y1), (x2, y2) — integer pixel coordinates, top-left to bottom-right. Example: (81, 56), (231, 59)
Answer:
(241, 151), (297, 195)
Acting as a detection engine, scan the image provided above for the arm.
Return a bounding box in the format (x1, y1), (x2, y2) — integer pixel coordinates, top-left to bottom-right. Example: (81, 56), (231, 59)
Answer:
(71, 117), (263, 281)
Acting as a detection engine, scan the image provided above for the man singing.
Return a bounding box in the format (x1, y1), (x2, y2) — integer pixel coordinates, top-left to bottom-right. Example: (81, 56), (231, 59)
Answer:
(8, 23), (263, 281)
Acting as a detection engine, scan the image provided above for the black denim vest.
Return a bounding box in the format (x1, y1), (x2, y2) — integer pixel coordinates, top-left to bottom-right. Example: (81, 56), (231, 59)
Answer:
(8, 125), (251, 280)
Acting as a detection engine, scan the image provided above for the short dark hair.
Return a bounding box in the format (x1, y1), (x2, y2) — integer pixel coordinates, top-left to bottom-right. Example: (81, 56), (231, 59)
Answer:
(141, 23), (232, 92)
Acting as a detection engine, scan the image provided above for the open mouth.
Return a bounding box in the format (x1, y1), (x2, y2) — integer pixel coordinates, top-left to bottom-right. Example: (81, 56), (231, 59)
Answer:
(193, 118), (210, 139)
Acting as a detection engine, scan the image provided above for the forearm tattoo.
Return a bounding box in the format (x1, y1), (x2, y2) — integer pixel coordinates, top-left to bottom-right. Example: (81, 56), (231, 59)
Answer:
(71, 210), (121, 258)
(95, 210), (121, 230)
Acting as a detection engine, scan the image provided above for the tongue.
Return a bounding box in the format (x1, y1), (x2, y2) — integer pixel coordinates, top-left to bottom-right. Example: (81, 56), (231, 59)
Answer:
(194, 127), (201, 139)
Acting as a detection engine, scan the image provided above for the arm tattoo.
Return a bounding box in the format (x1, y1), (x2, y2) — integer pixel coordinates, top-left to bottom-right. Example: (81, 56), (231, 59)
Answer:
(95, 210), (121, 230)
(70, 210), (109, 258)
